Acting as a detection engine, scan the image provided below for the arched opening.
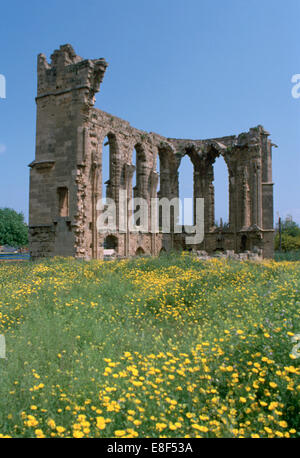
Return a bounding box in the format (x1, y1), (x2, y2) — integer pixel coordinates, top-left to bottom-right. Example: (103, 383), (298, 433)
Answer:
(104, 235), (118, 250)
(159, 247), (167, 255)
(241, 234), (248, 252)
(213, 155), (229, 229)
(178, 154), (194, 226)
(102, 133), (117, 201)
(136, 247), (145, 256)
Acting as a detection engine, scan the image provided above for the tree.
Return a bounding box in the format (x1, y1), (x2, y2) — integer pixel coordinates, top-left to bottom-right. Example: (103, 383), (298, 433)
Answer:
(279, 216), (300, 237)
(0, 208), (28, 247)
(275, 233), (300, 251)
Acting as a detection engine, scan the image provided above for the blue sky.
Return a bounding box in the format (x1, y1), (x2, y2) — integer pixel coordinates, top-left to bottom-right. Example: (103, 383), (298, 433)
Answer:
(0, 0), (299, 224)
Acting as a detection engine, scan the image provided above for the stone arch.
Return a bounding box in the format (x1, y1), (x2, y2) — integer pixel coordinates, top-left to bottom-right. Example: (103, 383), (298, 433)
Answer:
(178, 148), (196, 226)
(240, 234), (248, 252)
(156, 144), (178, 233)
(213, 155), (229, 227)
(204, 141), (232, 170)
(90, 132), (119, 259)
(104, 234), (118, 250)
(203, 143), (231, 230)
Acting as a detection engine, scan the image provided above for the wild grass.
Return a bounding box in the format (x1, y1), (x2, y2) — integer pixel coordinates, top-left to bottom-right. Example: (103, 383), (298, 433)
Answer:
(274, 250), (300, 262)
(0, 253), (299, 438)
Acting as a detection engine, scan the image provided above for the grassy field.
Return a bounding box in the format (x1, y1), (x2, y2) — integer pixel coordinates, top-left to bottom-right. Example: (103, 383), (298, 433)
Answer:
(274, 250), (300, 262)
(0, 253), (299, 438)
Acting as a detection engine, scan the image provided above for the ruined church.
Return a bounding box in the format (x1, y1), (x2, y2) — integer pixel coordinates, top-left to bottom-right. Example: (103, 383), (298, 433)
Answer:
(29, 45), (275, 259)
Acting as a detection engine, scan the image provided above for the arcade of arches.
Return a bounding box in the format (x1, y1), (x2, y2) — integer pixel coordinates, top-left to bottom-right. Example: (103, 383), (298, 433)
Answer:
(29, 44), (275, 259)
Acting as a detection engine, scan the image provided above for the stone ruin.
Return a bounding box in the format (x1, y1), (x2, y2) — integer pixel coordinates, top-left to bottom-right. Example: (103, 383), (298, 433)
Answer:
(29, 44), (275, 260)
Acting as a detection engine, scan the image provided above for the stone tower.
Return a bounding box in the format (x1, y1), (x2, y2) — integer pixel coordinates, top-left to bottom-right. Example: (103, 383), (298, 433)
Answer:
(29, 45), (275, 259)
(29, 44), (108, 257)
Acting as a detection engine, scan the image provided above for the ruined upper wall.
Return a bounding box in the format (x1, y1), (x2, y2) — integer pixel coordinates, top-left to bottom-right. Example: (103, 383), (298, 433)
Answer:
(36, 44), (271, 164)
(90, 104), (271, 168)
(36, 44), (108, 105)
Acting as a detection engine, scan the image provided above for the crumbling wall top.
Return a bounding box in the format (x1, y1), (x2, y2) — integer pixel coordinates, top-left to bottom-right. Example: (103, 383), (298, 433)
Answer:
(37, 44), (108, 102)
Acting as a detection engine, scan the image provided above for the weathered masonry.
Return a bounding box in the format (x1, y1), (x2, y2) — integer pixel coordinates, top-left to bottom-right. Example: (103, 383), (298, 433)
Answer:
(29, 44), (275, 259)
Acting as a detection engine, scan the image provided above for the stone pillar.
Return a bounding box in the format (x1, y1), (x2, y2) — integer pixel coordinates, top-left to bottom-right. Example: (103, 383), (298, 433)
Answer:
(193, 169), (201, 226)
(256, 160), (262, 228)
(261, 134), (274, 231)
(124, 163), (135, 257)
(197, 161), (214, 233)
(241, 165), (250, 229)
(91, 160), (100, 259)
(209, 177), (215, 229)
(228, 170), (236, 232)
(261, 130), (272, 183)
(149, 170), (159, 254)
(251, 158), (262, 227)
(251, 161), (258, 227)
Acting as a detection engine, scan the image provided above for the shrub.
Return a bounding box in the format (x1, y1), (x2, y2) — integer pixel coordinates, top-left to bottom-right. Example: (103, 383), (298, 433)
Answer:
(0, 208), (28, 247)
(275, 233), (300, 252)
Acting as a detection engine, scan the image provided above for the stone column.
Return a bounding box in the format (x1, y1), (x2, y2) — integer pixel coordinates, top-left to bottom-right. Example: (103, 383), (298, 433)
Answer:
(251, 158), (262, 227)
(241, 165), (250, 229)
(197, 161), (214, 233)
(256, 160), (262, 228)
(91, 160), (100, 259)
(228, 172), (236, 232)
(193, 169), (201, 226)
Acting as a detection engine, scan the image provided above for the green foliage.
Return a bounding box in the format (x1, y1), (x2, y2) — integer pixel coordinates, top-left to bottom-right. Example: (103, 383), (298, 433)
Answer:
(275, 233), (300, 252)
(279, 218), (300, 238)
(0, 255), (299, 437)
(275, 250), (300, 262)
(275, 217), (300, 252)
(0, 208), (28, 247)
